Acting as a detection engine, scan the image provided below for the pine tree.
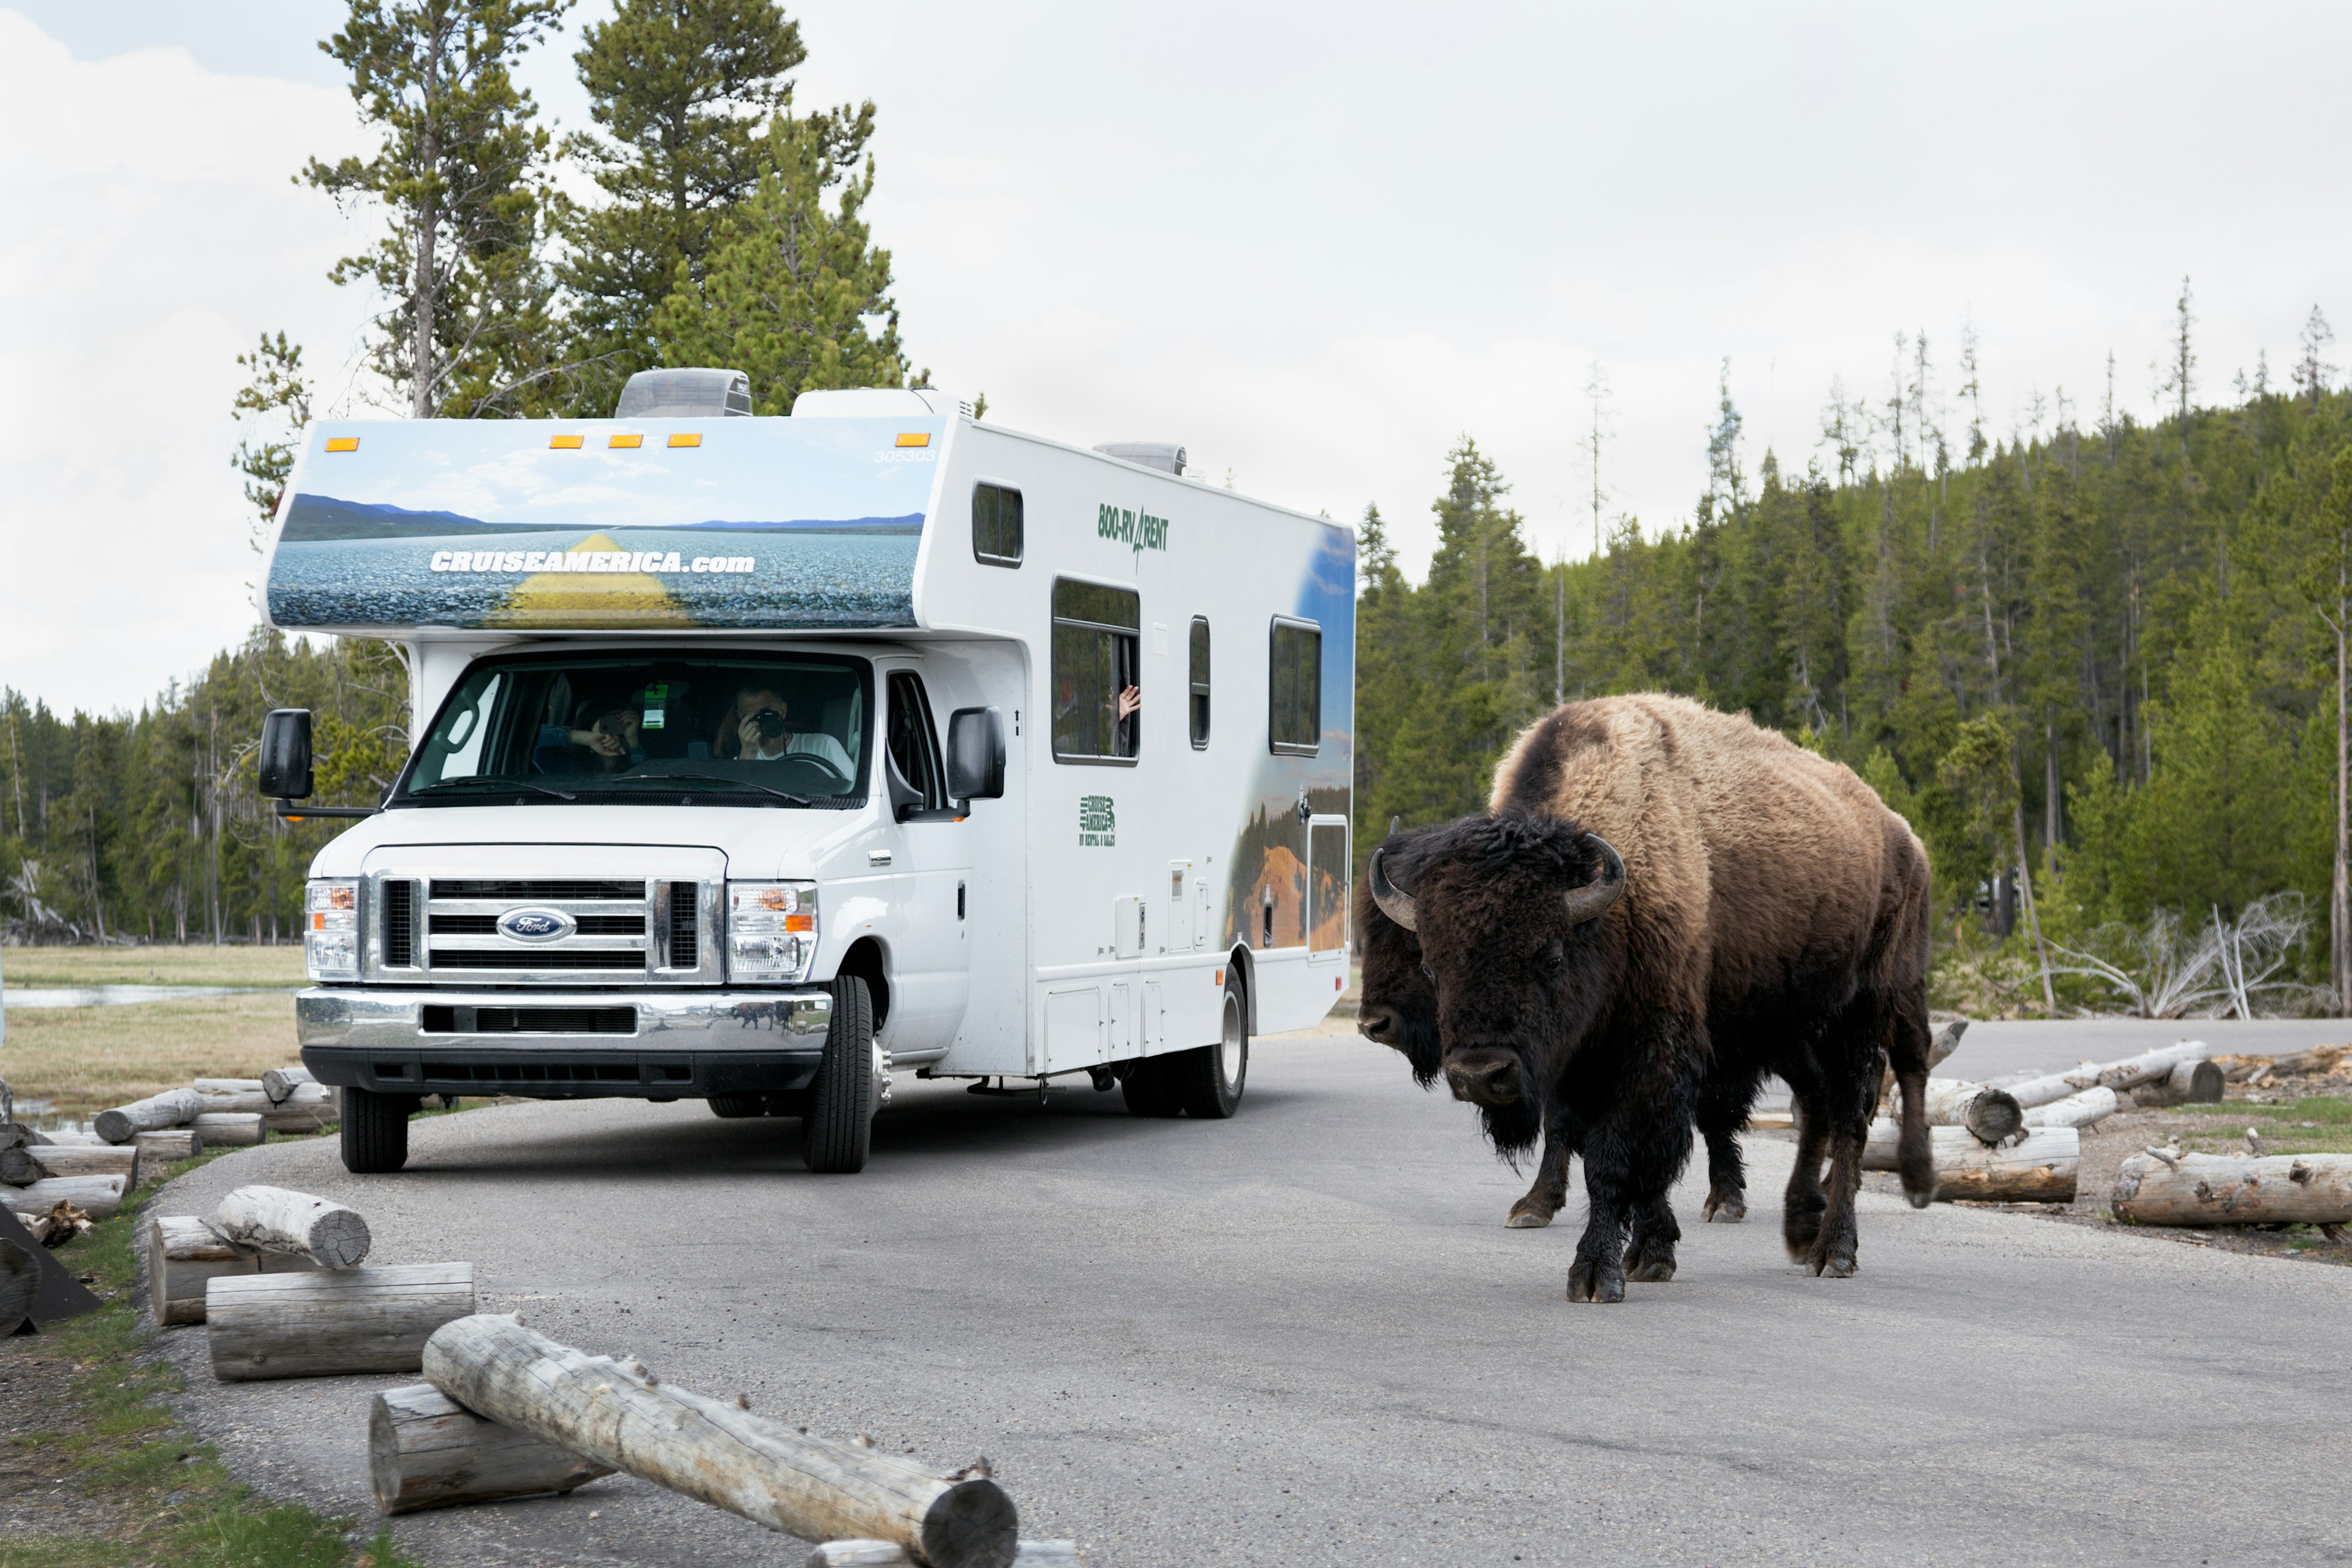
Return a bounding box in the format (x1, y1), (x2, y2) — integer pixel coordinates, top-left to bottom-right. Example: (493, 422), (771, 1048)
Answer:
(2296, 306), (2338, 414)
(230, 332), (312, 547)
(306, 0), (571, 418)
(647, 113), (909, 411)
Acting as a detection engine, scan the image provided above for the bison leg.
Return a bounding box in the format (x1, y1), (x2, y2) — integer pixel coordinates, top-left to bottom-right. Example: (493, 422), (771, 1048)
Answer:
(1781, 1098), (1828, 1259)
(1807, 1123), (1867, 1277)
(1694, 1072), (1758, 1223)
(1624, 1197), (1681, 1282)
(1506, 1123), (1573, 1229)
(1570, 1025), (1699, 1303)
(1886, 986), (1936, 1210)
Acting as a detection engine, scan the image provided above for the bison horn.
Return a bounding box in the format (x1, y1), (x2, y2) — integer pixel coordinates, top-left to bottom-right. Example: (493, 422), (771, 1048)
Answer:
(1367, 846), (1417, 932)
(1561, 834), (1626, 925)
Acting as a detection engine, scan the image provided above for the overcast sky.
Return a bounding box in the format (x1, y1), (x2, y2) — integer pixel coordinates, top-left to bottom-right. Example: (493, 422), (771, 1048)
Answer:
(4, 1), (2348, 715)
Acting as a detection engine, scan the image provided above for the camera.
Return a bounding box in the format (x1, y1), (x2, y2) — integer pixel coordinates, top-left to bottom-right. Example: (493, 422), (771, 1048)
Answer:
(753, 708), (787, 741)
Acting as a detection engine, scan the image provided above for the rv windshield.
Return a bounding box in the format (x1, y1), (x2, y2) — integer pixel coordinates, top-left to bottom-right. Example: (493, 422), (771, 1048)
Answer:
(397, 653), (870, 807)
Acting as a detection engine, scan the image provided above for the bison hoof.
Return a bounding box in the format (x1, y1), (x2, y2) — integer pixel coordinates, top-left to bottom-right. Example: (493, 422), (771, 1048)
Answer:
(1566, 1257), (1625, 1304)
(1808, 1254), (1858, 1279)
(1505, 1208), (1555, 1229)
(1626, 1257), (1676, 1283)
(1703, 1194), (1747, 1224)
(1905, 1189), (1933, 1210)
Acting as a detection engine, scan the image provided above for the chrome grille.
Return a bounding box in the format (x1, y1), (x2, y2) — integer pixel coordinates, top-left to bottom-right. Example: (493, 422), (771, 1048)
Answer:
(363, 854), (723, 986)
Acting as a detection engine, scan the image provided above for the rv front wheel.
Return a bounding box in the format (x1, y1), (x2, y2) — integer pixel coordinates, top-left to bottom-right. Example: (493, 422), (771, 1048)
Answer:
(801, 974), (876, 1173)
(341, 1087), (415, 1174)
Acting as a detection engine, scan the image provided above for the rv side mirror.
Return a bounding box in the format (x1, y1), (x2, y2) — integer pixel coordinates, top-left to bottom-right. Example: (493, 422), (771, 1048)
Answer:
(945, 707), (1006, 802)
(258, 709), (314, 799)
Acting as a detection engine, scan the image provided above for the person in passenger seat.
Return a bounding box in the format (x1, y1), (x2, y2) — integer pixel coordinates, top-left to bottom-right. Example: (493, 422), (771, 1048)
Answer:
(718, 685), (855, 777)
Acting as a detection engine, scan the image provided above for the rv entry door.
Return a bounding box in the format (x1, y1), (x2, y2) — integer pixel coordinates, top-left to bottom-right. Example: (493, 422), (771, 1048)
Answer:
(880, 668), (972, 1054)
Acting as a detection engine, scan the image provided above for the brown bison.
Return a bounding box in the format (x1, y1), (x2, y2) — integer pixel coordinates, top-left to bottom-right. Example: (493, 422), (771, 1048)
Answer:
(1365, 695), (1934, 1301)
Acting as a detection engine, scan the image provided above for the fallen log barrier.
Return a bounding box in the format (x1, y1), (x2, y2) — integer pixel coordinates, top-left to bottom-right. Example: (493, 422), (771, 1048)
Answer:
(263, 1084), (337, 1134)
(193, 1112), (265, 1147)
(94, 1088), (206, 1145)
(211, 1185), (371, 1267)
(2021, 1085), (2119, 1130)
(208, 1263), (475, 1380)
(808, 1544), (1080, 1567)
(2, 1174), (128, 1221)
(42, 1129), (106, 1147)
(2112, 1149), (2352, 1226)
(0, 1142), (138, 1188)
(146, 1216), (320, 1326)
(263, 1065), (317, 1103)
(194, 1090), (275, 1116)
(1863, 1124), (2078, 1201)
(2093, 1041), (2214, 1092)
(194, 1078), (266, 1096)
(1920, 1079), (2024, 1144)
(132, 1128), (201, 1177)
(422, 1314), (1020, 1568)
(369, 1382), (616, 1515)
(2131, 1059), (2225, 1108)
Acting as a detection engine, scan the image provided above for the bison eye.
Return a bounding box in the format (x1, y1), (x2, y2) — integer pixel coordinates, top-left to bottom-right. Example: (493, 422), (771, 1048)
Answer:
(1419, 962), (1435, 982)
(1542, 943), (1565, 973)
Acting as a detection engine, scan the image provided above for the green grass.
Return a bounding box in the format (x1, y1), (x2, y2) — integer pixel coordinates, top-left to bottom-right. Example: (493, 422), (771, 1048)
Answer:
(1, 944), (307, 990)
(2171, 1095), (2352, 1156)
(0, 1146), (421, 1568)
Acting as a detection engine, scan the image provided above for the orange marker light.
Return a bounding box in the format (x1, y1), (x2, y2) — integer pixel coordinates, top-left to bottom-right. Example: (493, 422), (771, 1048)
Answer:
(784, 913), (815, 933)
(609, 433), (643, 449)
(895, 432), (930, 448)
(668, 432), (701, 448)
(549, 434), (584, 450)
(324, 437), (359, 453)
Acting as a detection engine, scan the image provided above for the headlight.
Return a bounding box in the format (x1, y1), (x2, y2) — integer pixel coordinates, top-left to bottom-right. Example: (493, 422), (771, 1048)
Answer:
(728, 881), (819, 983)
(305, 878), (360, 981)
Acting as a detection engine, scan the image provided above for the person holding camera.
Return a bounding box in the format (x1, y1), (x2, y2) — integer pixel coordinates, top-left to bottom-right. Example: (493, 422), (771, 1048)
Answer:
(720, 685), (855, 777)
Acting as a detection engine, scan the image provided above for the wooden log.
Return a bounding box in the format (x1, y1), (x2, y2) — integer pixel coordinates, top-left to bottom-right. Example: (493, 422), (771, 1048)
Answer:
(2132, 1058), (2226, 1108)
(2093, 1041), (2212, 1092)
(207, 1263), (476, 1380)
(1920, 1079), (2024, 1144)
(146, 1216), (320, 1326)
(195, 1090), (276, 1115)
(2021, 1085), (2119, 1129)
(94, 1088), (206, 1144)
(211, 1185), (371, 1267)
(263, 1083), (337, 1133)
(43, 1129), (105, 1147)
(1, 1143), (138, 1188)
(2113, 1150), (2352, 1226)
(2267, 1044), (2351, 1077)
(193, 1112), (265, 1147)
(422, 1315), (1019, 1568)
(1864, 1123), (2078, 1201)
(1, 1237), (36, 1330)
(132, 1128), (201, 1178)
(194, 1078), (266, 1096)
(2003, 1061), (2105, 1109)
(2, 1174), (128, 1220)
(263, 1065), (317, 1104)
(369, 1382), (616, 1515)
(808, 1545), (1080, 1567)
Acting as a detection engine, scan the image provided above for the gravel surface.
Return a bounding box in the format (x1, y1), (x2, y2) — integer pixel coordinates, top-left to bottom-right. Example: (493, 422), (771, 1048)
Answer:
(147, 1023), (2352, 1567)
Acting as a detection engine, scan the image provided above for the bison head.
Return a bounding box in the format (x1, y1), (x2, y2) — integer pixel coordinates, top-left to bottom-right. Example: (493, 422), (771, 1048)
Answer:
(1367, 813), (1624, 1154)
(1355, 827), (1442, 1085)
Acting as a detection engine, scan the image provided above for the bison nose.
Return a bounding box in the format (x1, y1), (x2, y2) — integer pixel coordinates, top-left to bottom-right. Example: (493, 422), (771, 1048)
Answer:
(1357, 1004), (1397, 1043)
(1443, 1049), (1523, 1107)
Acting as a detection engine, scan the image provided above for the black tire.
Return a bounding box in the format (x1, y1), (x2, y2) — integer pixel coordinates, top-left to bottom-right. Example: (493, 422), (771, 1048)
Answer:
(708, 1093), (766, 1118)
(1167, 971), (1249, 1119)
(340, 1087), (414, 1174)
(802, 974), (876, 1173)
(1120, 1055), (1185, 1117)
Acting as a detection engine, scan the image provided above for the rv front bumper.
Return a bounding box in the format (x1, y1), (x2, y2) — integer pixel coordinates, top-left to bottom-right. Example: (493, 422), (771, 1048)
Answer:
(296, 986), (834, 1100)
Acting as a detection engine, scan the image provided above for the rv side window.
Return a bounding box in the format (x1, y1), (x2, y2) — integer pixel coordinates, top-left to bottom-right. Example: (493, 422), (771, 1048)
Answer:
(1188, 617), (1211, 748)
(1052, 578), (1141, 765)
(1268, 618), (1320, 755)
(886, 671), (948, 812)
(973, 483), (1023, 567)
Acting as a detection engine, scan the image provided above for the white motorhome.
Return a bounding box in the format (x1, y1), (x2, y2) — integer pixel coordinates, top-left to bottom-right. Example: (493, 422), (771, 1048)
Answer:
(260, 372), (1355, 1175)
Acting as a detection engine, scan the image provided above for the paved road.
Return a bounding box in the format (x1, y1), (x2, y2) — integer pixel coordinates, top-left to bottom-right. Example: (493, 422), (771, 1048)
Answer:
(155, 1024), (2352, 1567)
(1941, 1017), (2352, 1084)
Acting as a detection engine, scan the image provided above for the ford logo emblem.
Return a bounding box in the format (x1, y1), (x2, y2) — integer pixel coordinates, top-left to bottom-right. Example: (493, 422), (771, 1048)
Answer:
(497, 907), (576, 943)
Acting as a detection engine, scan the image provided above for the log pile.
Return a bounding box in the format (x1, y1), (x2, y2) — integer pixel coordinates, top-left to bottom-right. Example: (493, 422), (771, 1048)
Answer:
(209, 1264), (477, 1381)
(146, 1215), (320, 1326)
(2113, 1145), (2352, 1227)
(51, 1063), (335, 1151)
(2, 1174), (127, 1221)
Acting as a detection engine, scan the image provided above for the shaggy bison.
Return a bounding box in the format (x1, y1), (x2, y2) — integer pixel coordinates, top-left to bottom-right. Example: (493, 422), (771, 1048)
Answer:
(1365, 695), (1934, 1301)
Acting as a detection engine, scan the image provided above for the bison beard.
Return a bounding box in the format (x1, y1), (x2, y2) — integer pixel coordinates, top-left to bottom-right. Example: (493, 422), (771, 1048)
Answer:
(1365, 695), (1935, 1302)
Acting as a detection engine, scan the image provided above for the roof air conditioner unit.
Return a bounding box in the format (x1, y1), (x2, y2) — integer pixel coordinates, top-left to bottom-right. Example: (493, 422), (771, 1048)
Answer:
(614, 368), (753, 419)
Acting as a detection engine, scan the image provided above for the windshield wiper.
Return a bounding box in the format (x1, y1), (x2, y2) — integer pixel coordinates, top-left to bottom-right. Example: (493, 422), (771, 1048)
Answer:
(654, 772), (814, 806)
(408, 778), (578, 802)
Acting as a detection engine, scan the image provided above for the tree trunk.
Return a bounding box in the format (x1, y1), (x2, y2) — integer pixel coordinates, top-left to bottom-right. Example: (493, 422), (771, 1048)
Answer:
(207, 1263), (476, 1381)
(94, 1088), (206, 1144)
(133, 1128), (201, 1177)
(146, 1215), (318, 1326)
(197, 1090), (274, 1115)
(263, 1066), (317, 1104)
(1863, 1124), (2078, 1201)
(1, 1143), (138, 1188)
(194, 1079), (266, 1096)
(369, 1382), (616, 1515)
(194, 1112), (266, 1147)
(264, 1084), (338, 1133)
(2130, 1059), (2225, 1107)
(2021, 1085), (2119, 1129)
(1919, 1079), (2024, 1144)
(2, 1174), (128, 1220)
(2113, 1150), (2352, 1226)
(2093, 1042), (2215, 1091)
(421, 1314), (1019, 1568)
(210, 1185), (372, 1268)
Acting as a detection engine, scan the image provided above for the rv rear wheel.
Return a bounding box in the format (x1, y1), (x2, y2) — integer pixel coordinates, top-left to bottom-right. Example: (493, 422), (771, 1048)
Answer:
(1166, 970), (1249, 1119)
(801, 974), (876, 1173)
(341, 1087), (416, 1174)
(1120, 1056), (1185, 1118)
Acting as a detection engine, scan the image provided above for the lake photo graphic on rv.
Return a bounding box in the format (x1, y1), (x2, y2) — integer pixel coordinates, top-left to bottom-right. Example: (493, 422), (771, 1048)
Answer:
(263, 415), (942, 631)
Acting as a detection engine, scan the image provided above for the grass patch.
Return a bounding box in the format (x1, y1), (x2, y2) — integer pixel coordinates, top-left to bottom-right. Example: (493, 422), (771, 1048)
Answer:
(3, 993), (303, 1119)
(0, 1146), (418, 1568)
(2171, 1095), (2352, 1156)
(1, 943), (307, 989)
